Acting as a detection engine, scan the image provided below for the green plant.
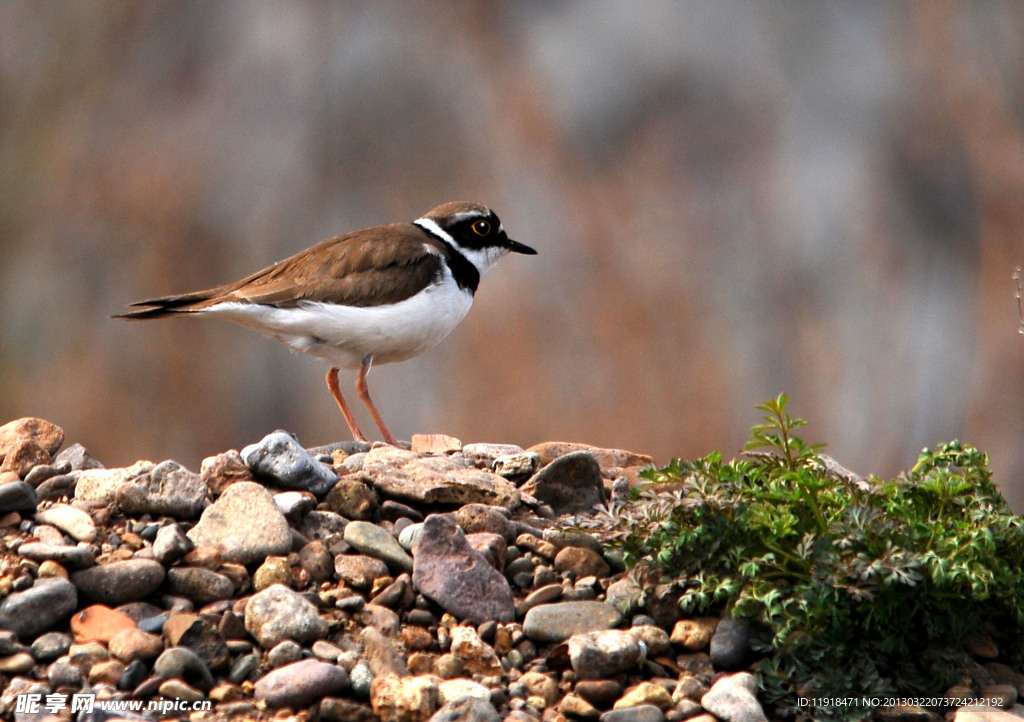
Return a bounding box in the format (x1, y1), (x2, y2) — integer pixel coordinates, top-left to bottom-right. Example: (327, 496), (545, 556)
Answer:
(575, 394), (1024, 720)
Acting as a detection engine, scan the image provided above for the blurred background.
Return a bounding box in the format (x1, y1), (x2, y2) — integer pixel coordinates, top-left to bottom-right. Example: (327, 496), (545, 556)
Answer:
(2, 2), (1023, 505)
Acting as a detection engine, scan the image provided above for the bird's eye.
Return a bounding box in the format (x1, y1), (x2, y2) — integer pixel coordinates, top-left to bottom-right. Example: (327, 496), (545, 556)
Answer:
(471, 220), (491, 236)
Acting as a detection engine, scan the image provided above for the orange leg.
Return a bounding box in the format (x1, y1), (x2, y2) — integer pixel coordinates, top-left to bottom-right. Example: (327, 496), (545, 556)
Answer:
(356, 356), (399, 446)
(326, 367), (368, 443)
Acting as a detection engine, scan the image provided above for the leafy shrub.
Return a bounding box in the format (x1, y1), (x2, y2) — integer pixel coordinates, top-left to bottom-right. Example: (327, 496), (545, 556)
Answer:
(575, 394), (1024, 720)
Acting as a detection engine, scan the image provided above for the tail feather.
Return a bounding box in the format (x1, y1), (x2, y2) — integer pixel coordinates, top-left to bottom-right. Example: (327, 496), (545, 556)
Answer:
(112, 291), (217, 320)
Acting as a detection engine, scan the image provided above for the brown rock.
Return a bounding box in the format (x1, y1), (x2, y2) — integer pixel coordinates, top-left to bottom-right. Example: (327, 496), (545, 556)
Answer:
(335, 554), (389, 590)
(574, 679), (624, 709)
(322, 477), (378, 520)
(614, 681), (673, 710)
(449, 625), (502, 677)
(402, 625), (436, 652)
(0, 418), (64, 477)
(108, 627), (164, 663)
(671, 617), (720, 652)
(200, 450), (255, 496)
(370, 674), (440, 722)
(362, 626), (410, 678)
(554, 547), (610, 578)
(70, 604), (137, 644)
(518, 671), (560, 707)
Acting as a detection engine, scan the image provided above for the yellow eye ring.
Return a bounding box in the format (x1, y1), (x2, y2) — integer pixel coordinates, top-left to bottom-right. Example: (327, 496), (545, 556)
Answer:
(472, 220), (491, 236)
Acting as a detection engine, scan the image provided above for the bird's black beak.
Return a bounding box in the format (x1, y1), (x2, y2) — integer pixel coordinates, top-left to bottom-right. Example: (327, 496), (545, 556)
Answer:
(505, 238), (537, 255)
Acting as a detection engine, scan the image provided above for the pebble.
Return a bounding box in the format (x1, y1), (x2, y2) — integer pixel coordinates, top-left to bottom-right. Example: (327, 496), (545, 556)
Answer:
(0, 480), (38, 513)
(522, 601), (623, 643)
(69, 604), (137, 644)
(599, 705), (666, 722)
(370, 674), (441, 722)
(0, 417), (64, 476)
(70, 559), (166, 605)
(700, 672), (768, 722)
(34, 504), (97, 542)
(186, 481), (292, 563)
(670, 617), (719, 652)
(241, 430), (339, 496)
(412, 514), (515, 625)
(432, 696), (502, 722)
(30, 632), (72, 662)
(323, 477), (378, 519)
(17, 541), (95, 570)
(519, 450), (606, 515)
(344, 519), (414, 574)
(254, 657), (350, 708)
(152, 523), (194, 563)
(567, 629), (648, 679)
(244, 583), (328, 647)
(708, 618), (758, 671)
(74, 462), (152, 505)
(0, 577), (78, 640)
(554, 546), (610, 578)
(153, 646), (215, 691)
(115, 459), (207, 518)
(108, 627), (163, 663)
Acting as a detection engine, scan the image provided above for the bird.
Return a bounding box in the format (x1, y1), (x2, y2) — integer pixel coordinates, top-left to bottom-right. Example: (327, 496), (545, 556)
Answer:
(115, 201), (536, 446)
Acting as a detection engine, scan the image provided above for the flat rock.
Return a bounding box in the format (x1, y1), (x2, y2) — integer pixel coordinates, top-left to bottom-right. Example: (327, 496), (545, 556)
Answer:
(522, 601), (622, 643)
(244, 584), (328, 648)
(363, 446), (520, 509)
(186, 481), (292, 564)
(0, 577), (78, 640)
(115, 459), (207, 519)
(17, 541), (95, 570)
(412, 514), (515, 625)
(254, 657), (349, 709)
(71, 559), (166, 605)
(241, 430), (338, 496)
(520, 451), (606, 515)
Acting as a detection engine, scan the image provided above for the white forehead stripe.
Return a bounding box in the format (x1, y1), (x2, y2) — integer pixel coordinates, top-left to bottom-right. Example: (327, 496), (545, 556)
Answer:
(413, 217), (455, 244)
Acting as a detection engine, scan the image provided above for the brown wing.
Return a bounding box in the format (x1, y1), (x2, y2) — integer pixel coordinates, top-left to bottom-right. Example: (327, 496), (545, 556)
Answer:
(116, 223), (445, 318)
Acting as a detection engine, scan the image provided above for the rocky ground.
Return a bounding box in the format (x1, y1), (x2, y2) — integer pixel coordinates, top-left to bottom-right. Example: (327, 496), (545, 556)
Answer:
(0, 418), (1020, 722)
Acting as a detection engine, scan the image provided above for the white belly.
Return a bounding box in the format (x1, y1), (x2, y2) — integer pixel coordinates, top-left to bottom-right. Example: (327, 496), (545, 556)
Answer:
(203, 279), (474, 370)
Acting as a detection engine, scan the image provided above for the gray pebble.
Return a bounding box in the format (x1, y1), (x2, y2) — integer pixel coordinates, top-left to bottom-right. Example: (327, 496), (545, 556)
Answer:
(153, 646), (214, 692)
(0, 577), (77, 640)
(241, 430), (339, 496)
